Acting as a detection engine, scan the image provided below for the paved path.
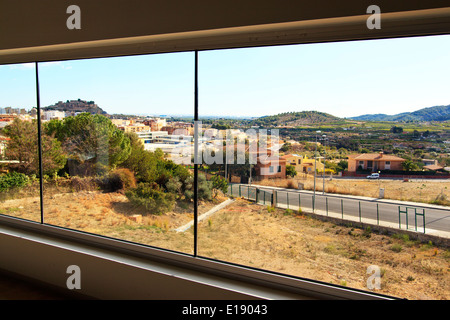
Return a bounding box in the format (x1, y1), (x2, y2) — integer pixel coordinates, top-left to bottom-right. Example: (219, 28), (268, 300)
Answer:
(174, 198), (235, 233)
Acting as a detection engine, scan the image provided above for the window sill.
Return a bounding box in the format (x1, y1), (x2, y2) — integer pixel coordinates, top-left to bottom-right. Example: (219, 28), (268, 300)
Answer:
(0, 214), (395, 300)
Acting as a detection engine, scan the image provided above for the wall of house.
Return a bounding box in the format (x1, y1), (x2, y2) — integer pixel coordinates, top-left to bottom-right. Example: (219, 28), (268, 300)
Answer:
(348, 160), (405, 172)
(256, 163), (286, 179)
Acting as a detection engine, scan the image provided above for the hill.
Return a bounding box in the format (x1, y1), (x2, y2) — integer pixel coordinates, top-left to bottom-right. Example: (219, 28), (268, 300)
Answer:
(250, 111), (343, 127)
(42, 99), (107, 115)
(351, 104), (450, 122)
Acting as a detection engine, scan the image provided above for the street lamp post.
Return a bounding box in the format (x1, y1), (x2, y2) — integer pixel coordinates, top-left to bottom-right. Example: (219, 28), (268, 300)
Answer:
(313, 130), (321, 211)
(322, 134), (327, 195)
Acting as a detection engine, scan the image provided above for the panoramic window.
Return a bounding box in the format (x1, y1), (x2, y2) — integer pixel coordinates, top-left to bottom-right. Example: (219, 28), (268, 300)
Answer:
(0, 34), (449, 300)
(0, 63), (40, 223)
(37, 53), (196, 255)
(197, 35), (450, 300)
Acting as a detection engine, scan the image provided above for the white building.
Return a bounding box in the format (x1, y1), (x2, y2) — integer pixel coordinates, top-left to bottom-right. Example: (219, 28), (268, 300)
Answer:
(43, 110), (66, 121)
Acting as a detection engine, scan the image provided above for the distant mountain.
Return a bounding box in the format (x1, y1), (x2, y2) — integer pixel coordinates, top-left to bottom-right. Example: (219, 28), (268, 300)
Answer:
(42, 99), (107, 115)
(251, 111), (342, 127)
(350, 105), (450, 122)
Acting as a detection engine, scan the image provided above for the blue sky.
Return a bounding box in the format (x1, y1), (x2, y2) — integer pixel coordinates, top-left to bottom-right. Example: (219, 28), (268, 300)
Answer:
(1, 34), (449, 118)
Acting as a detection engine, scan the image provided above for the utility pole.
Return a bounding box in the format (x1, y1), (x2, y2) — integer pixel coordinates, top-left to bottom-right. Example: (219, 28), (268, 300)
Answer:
(322, 134), (326, 195)
(313, 130), (321, 211)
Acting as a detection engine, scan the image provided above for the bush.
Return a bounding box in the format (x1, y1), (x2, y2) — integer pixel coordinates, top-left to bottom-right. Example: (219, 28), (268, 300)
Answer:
(99, 168), (137, 192)
(125, 182), (175, 215)
(70, 176), (99, 192)
(211, 175), (228, 198)
(286, 165), (297, 178)
(183, 174), (212, 202)
(165, 176), (183, 196)
(286, 179), (297, 189)
(390, 244), (402, 253)
(0, 172), (30, 192)
(198, 174), (212, 201)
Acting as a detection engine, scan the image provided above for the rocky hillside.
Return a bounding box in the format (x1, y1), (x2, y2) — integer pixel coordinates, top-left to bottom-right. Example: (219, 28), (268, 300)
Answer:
(42, 99), (107, 115)
(250, 111), (343, 127)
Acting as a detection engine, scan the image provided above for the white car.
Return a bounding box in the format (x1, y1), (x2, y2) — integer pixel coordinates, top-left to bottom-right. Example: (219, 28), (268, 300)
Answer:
(367, 173), (380, 179)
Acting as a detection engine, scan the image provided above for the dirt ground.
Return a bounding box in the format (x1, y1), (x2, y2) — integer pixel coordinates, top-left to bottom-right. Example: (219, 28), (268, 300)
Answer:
(1, 191), (448, 300)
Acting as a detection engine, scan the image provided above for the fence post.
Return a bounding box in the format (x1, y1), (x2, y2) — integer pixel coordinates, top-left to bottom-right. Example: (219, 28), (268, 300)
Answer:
(415, 208), (426, 233)
(359, 201), (361, 222)
(376, 203), (379, 225)
(415, 208), (417, 231)
(341, 199), (344, 219)
(273, 190), (277, 207)
(286, 192), (289, 209)
(423, 209), (426, 234)
(312, 194), (315, 212)
(398, 206), (409, 230)
(298, 193), (301, 211)
(326, 197), (328, 216)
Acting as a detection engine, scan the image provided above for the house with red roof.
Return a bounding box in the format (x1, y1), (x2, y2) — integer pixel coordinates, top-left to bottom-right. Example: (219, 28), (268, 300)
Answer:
(347, 152), (405, 173)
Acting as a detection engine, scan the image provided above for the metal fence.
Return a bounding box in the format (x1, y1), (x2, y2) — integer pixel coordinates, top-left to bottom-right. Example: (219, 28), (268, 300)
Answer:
(227, 184), (444, 235)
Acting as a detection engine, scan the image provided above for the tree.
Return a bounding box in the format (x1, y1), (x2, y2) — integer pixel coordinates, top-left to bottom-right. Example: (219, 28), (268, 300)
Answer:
(286, 165), (297, 178)
(280, 142), (291, 153)
(390, 126), (403, 134)
(337, 160), (348, 172)
(211, 175), (228, 198)
(402, 159), (418, 171)
(3, 118), (66, 176)
(338, 147), (348, 157)
(45, 113), (131, 175)
(360, 148), (370, 154)
(121, 132), (194, 199)
(413, 149), (424, 158)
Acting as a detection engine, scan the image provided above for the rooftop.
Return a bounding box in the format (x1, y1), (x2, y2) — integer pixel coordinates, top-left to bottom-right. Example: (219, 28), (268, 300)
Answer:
(348, 153), (405, 161)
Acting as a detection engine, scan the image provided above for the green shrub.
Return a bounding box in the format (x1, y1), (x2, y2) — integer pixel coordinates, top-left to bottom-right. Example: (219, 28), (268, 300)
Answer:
(198, 174), (212, 201)
(125, 182), (175, 215)
(0, 172), (30, 192)
(211, 175), (228, 198)
(183, 174), (212, 202)
(165, 176), (183, 196)
(362, 226), (372, 238)
(390, 244), (402, 253)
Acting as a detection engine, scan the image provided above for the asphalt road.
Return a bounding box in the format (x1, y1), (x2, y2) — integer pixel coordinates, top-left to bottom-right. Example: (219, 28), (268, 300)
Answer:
(229, 184), (450, 236)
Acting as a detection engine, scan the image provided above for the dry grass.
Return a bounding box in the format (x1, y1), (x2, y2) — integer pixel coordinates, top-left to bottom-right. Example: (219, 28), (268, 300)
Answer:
(256, 175), (450, 206)
(197, 199), (450, 300)
(0, 189), (223, 255)
(0, 190), (448, 300)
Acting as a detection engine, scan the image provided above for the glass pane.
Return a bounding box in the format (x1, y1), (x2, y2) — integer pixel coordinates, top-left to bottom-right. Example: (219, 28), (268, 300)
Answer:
(198, 35), (450, 300)
(38, 53), (195, 254)
(0, 63), (41, 222)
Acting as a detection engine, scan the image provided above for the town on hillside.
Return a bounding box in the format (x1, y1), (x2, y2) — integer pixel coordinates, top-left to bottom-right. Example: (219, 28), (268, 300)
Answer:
(1, 100), (449, 183)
